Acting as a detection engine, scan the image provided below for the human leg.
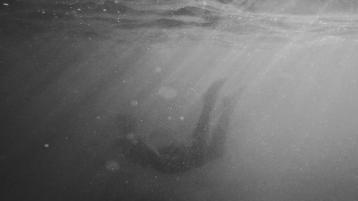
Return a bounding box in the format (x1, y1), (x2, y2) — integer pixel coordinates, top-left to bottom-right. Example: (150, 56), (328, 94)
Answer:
(207, 87), (243, 160)
(191, 79), (226, 164)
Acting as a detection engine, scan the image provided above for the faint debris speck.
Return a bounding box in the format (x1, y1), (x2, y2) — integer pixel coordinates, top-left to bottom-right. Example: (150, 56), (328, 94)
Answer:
(0, 155), (7, 160)
(105, 160), (120, 172)
(44, 144), (50, 148)
(155, 67), (162, 73)
(158, 86), (177, 100)
(130, 100), (138, 107)
(126, 133), (138, 144)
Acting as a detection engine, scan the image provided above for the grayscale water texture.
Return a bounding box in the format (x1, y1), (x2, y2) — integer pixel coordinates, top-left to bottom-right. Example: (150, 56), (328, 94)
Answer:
(1, 0), (358, 201)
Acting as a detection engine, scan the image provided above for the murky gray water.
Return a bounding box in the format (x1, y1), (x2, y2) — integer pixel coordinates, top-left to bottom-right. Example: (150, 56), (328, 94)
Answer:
(1, 1), (358, 201)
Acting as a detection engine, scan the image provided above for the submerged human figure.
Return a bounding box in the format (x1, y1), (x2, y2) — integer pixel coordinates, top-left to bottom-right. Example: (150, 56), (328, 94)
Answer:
(115, 79), (239, 173)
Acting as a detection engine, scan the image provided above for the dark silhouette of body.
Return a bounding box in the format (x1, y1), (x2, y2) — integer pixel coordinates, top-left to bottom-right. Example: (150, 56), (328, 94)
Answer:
(116, 79), (239, 173)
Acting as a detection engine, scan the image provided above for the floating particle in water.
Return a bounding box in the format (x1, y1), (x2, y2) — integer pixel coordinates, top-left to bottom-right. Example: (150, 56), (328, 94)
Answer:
(130, 100), (138, 107)
(40, 10), (46, 15)
(167, 116), (173, 120)
(158, 86), (177, 100)
(105, 160), (120, 172)
(155, 67), (162, 73)
(0, 155), (7, 160)
(2, 3), (9, 6)
(179, 116), (184, 121)
(44, 144), (50, 148)
(103, 8), (107, 12)
(126, 133), (138, 144)
(96, 115), (101, 120)
(168, 106), (174, 112)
